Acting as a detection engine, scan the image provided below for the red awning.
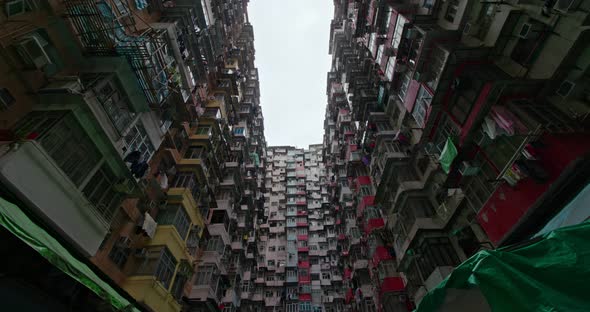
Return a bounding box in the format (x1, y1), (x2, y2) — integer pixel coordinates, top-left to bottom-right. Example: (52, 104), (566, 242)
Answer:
(345, 288), (354, 304)
(380, 277), (405, 294)
(298, 261), (310, 268)
(297, 235), (308, 241)
(357, 176), (371, 185)
(366, 218), (385, 234)
(357, 196), (375, 217)
(299, 294), (312, 301)
(372, 246), (392, 267)
(344, 267), (352, 280)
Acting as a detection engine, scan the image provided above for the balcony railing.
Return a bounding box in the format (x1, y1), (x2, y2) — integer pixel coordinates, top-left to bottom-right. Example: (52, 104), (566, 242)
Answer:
(63, 0), (174, 106)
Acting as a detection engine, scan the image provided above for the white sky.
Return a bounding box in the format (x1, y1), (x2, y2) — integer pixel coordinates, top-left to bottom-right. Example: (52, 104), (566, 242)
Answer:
(249, 0), (334, 148)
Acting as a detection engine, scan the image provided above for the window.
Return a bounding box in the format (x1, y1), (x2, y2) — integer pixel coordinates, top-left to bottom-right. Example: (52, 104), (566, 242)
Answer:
(241, 281), (251, 292)
(299, 302), (312, 311)
(5, 0), (27, 16)
(267, 260), (275, 266)
(269, 246), (276, 252)
(368, 32), (377, 56)
(94, 77), (135, 135)
(376, 45), (384, 65)
(266, 275), (275, 281)
(205, 236), (225, 254)
(359, 186), (372, 196)
(157, 204), (191, 239)
(196, 126), (211, 135)
(17, 112), (101, 187)
(172, 172), (201, 201)
(184, 146), (205, 159)
(392, 16), (407, 50)
(108, 237), (130, 269)
(194, 265), (216, 285)
(299, 284), (311, 293)
(171, 261), (191, 300)
(124, 122), (155, 161)
(445, 0), (459, 22)
(416, 237), (460, 278)
(265, 290), (274, 298)
(16, 33), (52, 69)
(82, 164), (122, 223)
(278, 246), (286, 251)
(399, 74), (410, 100)
(233, 127), (245, 135)
(412, 86), (432, 127)
(322, 272), (330, 280)
(286, 303), (298, 312)
(0, 88), (15, 111)
(385, 57), (396, 81)
(135, 247), (177, 288)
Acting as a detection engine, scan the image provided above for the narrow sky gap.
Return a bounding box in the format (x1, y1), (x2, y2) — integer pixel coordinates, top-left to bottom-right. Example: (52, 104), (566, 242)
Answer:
(250, 0), (334, 147)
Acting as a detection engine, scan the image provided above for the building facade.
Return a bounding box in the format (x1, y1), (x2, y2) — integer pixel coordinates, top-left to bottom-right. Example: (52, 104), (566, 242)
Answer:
(324, 0), (589, 311)
(0, 0), (589, 312)
(0, 1), (268, 312)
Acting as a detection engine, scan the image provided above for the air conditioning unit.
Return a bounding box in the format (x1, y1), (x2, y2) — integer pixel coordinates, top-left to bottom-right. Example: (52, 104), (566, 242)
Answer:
(17, 33), (52, 69)
(463, 22), (481, 36)
(0, 88), (15, 111)
(459, 161), (481, 176)
(517, 23), (532, 38)
(404, 28), (417, 39)
(556, 80), (575, 98)
(553, 0), (576, 13)
(5, 0), (26, 16)
(39, 78), (83, 94)
(134, 248), (147, 258)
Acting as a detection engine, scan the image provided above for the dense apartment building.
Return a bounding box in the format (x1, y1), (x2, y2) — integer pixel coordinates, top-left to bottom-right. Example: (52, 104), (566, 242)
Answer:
(324, 0), (590, 311)
(0, 1), (268, 312)
(0, 0), (589, 311)
(259, 145), (344, 312)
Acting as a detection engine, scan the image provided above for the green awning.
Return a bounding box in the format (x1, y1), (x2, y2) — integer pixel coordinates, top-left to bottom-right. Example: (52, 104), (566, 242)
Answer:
(0, 197), (141, 312)
(438, 137), (458, 174)
(415, 221), (590, 312)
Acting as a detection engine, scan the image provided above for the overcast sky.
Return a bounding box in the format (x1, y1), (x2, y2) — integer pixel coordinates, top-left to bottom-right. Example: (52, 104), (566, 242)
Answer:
(249, 0), (333, 148)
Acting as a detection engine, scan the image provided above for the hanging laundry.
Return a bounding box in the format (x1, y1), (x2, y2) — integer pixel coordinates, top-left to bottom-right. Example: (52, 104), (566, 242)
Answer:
(131, 161), (149, 178)
(135, 0), (149, 10)
(123, 150), (141, 164)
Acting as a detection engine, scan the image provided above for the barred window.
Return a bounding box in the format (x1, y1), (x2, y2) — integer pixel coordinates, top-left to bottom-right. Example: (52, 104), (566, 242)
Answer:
(157, 205), (191, 239)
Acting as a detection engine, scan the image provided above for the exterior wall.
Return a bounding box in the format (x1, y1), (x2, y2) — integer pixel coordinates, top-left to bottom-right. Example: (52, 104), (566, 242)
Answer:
(0, 142), (108, 255)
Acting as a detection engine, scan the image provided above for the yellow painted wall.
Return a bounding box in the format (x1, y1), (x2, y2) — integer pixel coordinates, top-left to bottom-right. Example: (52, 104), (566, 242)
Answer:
(123, 276), (182, 312)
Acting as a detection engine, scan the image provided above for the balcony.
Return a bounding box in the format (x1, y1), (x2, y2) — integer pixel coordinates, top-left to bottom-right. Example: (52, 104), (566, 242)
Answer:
(207, 210), (231, 245)
(177, 150), (209, 182)
(63, 1), (177, 107)
(392, 192), (465, 260)
(371, 140), (410, 187)
(123, 247), (186, 312)
(0, 121), (124, 255)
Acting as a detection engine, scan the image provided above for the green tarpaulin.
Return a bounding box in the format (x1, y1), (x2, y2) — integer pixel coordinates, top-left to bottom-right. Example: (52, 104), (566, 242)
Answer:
(0, 197), (140, 312)
(415, 221), (590, 312)
(438, 137), (458, 174)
